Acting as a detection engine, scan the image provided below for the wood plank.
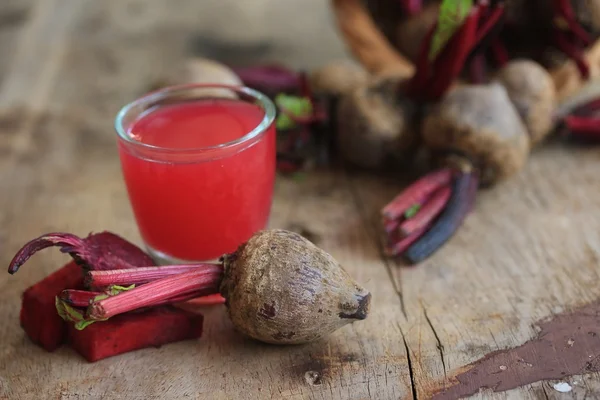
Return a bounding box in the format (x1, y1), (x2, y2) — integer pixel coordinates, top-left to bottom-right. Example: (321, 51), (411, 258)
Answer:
(0, 1), (412, 399)
(348, 138), (600, 398)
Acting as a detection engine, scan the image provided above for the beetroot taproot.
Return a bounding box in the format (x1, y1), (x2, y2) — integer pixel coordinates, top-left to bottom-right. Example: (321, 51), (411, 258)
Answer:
(336, 76), (419, 169)
(309, 59), (369, 98)
(422, 83), (530, 185)
(494, 59), (557, 145)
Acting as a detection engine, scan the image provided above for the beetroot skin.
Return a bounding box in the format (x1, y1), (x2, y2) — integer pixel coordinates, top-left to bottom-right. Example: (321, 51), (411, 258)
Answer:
(20, 262), (84, 351)
(8, 231), (155, 274)
(68, 306), (204, 362)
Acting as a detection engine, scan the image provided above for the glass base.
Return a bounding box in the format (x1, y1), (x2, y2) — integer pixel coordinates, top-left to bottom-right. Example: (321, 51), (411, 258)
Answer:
(145, 244), (220, 266)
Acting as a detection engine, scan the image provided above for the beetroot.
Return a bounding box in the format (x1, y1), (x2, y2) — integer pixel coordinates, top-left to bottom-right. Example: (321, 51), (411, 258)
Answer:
(20, 262), (84, 351)
(29, 229), (371, 345)
(68, 306), (203, 362)
(8, 231), (155, 274)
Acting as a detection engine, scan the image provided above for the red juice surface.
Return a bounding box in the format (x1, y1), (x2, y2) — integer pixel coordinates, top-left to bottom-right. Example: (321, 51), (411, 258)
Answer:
(118, 98), (276, 261)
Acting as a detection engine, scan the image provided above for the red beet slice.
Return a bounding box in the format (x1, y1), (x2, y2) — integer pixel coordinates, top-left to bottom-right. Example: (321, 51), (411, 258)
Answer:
(8, 231), (155, 274)
(20, 262), (84, 351)
(67, 306), (203, 362)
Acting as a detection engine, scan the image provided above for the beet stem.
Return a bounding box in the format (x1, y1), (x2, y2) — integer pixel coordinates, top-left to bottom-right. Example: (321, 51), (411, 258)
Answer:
(427, 6), (481, 100)
(86, 264), (220, 288)
(554, 31), (590, 79)
(8, 233), (84, 274)
(399, 186), (451, 238)
(381, 168), (453, 220)
(554, 0), (592, 45)
(473, 4), (505, 46)
(399, 0), (422, 16)
(490, 36), (509, 66)
(180, 293), (227, 306)
(404, 171), (479, 264)
(407, 23), (437, 97)
(468, 53), (487, 84)
(385, 225), (429, 257)
(60, 289), (102, 307)
(88, 269), (223, 320)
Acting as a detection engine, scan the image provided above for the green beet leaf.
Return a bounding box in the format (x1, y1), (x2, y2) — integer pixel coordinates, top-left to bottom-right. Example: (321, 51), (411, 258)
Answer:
(429, 0), (473, 61)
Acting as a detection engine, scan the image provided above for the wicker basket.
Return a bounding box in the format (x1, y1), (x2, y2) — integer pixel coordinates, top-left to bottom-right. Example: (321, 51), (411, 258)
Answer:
(330, 0), (600, 103)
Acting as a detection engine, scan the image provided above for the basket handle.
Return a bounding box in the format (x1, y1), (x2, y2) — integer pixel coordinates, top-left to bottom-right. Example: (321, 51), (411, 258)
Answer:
(331, 0), (415, 77)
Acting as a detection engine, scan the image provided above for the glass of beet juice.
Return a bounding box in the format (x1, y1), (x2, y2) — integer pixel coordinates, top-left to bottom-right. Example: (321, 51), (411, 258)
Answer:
(114, 84), (277, 264)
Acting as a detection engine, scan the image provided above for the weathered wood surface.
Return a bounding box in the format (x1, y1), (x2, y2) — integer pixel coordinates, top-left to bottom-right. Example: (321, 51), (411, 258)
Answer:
(1, 1), (600, 399)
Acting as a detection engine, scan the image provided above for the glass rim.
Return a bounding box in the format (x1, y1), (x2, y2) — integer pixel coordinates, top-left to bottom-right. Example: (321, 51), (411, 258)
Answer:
(114, 83), (277, 154)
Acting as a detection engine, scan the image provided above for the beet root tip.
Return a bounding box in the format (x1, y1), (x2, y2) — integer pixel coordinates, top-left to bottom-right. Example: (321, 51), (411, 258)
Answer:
(339, 292), (371, 320)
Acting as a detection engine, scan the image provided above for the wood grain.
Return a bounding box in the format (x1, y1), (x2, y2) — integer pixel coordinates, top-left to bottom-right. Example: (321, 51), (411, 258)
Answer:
(2, 1), (600, 399)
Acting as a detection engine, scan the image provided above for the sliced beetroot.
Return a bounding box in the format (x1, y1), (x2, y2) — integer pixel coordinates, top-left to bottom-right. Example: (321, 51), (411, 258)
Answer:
(8, 231), (155, 274)
(67, 306), (203, 362)
(20, 262), (84, 351)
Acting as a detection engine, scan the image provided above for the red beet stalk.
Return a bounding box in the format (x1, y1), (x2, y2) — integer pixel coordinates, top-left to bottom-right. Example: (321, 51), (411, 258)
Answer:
(385, 225), (429, 257)
(60, 289), (102, 307)
(88, 268), (223, 320)
(399, 186), (451, 238)
(551, 0), (592, 79)
(85, 264), (217, 288)
(381, 168), (453, 220)
(8, 231), (155, 274)
(404, 171), (479, 264)
(563, 115), (600, 139)
(399, 0), (422, 16)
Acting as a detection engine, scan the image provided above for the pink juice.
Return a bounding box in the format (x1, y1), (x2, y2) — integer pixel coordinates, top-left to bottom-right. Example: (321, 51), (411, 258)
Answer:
(118, 98), (276, 261)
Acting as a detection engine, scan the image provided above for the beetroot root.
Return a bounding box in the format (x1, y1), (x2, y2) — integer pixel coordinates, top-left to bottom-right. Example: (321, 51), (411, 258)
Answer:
(220, 229), (371, 344)
(422, 83), (530, 185)
(494, 59), (557, 145)
(309, 59), (369, 98)
(336, 76), (419, 169)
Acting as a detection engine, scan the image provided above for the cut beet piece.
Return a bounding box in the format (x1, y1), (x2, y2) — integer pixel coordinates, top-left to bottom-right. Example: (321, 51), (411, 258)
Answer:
(20, 262), (84, 351)
(67, 306), (204, 362)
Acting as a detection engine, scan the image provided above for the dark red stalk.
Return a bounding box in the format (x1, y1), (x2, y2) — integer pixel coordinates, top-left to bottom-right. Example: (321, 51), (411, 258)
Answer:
(382, 168), (453, 220)
(60, 290), (102, 307)
(406, 23), (437, 97)
(399, 186), (451, 238)
(427, 6), (481, 100)
(490, 37), (509, 66)
(551, 0), (592, 79)
(399, 0), (422, 16)
(385, 225), (428, 257)
(554, 0), (592, 45)
(404, 171), (478, 264)
(86, 264), (219, 288)
(8, 231), (155, 274)
(563, 115), (600, 139)
(473, 4), (505, 45)
(554, 31), (590, 79)
(468, 53), (487, 84)
(88, 268), (223, 320)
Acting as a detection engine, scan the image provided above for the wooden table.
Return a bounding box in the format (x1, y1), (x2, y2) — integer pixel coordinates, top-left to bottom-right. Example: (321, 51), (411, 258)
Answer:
(2, 1), (600, 399)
